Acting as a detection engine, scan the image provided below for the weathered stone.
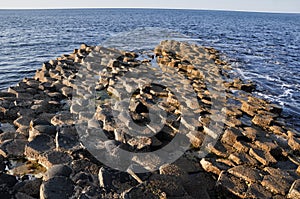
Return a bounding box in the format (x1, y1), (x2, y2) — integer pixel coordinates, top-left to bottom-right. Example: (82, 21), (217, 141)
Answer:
(263, 167), (295, 183)
(0, 92), (16, 98)
(122, 182), (162, 199)
(233, 141), (250, 152)
(15, 178), (42, 198)
(0, 173), (18, 187)
(127, 137), (152, 150)
(217, 171), (247, 198)
(40, 177), (74, 199)
(55, 126), (80, 151)
(174, 156), (202, 173)
(252, 114), (273, 128)
(71, 159), (100, 175)
(51, 111), (74, 126)
(60, 86), (73, 98)
(39, 150), (73, 169)
(147, 174), (187, 197)
(261, 175), (291, 195)
(246, 183), (273, 199)
(29, 125), (57, 141)
(15, 192), (36, 199)
(241, 101), (258, 116)
(228, 152), (258, 166)
(200, 158), (221, 175)
(288, 179), (300, 199)
(43, 164), (73, 181)
(249, 148), (277, 166)
(242, 127), (258, 141)
(221, 128), (243, 146)
(0, 132), (16, 143)
(24, 134), (55, 160)
(98, 167), (137, 193)
(0, 139), (28, 158)
(159, 164), (188, 180)
(186, 131), (205, 149)
(30, 118), (51, 127)
(14, 116), (32, 128)
(0, 155), (6, 172)
(132, 153), (162, 172)
(228, 165), (262, 183)
(288, 133), (300, 151)
(72, 172), (98, 188)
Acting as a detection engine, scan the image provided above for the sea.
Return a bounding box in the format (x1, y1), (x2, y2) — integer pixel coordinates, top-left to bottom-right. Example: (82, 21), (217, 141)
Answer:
(0, 9), (299, 131)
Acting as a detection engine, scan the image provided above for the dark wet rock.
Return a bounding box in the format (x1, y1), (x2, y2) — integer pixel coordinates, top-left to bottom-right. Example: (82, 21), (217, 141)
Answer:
(288, 179), (300, 199)
(0, 138), (28, 158)
(98, 167), (138, 193)
(14, 178), (42, 198)
(246, 183), (273, 199)
(122, 182), (161, 199)
(71, 159), (100, 175)
(0, 155), (6, 172)
(40, 176), (74, 199)
(72, 171), (97, 187)
(29, 125), (57, 141)
(30, 118), (51, 127)
(60, 86), (73, 98)
(14, 116), (32, 129)
(0, 92), (16, 98)
(0, 132), (16, 143)
(39, 150), (73, 169)
(55, 125), (80, 151)
(174, 156), (202, 173)
(149, 174), (188, 197)
(51, 111), (74, 126)
(15, 192), (36, 199)
(24, 134), (55, 160)
(43, 164), (73, 181)
(0, 173), (18, 187)
(217, 171), (248, 198)
(181, 172), (216, 199)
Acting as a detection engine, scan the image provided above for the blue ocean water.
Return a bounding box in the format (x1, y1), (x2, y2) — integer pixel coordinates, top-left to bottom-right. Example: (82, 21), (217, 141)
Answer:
(0, 9), (299, 130)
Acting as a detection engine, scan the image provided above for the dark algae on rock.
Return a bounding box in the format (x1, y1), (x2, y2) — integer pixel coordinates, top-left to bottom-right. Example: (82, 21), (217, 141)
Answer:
(0, 41), (299, 198)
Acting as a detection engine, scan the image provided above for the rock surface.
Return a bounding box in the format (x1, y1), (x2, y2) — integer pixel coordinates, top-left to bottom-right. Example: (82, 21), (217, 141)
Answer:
(0, 42), (298, 198)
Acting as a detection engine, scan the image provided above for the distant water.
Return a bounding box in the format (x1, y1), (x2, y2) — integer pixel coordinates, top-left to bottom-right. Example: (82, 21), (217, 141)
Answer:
(0, 9), (299, 131)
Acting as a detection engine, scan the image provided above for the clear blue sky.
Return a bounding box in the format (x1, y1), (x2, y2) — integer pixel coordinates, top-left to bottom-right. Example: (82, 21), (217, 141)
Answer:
(0, 0), (300, 13)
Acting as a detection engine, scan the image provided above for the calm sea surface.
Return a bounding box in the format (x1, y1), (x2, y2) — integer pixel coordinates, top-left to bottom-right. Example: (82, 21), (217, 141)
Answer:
(0, 9), (299, 130)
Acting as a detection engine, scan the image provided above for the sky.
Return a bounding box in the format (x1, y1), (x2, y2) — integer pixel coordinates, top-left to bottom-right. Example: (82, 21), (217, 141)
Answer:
(0, 0), (300, 13)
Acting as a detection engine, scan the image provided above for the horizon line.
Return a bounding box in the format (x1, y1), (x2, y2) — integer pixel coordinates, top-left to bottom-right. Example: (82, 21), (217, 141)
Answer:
(0, 7), (300, 14)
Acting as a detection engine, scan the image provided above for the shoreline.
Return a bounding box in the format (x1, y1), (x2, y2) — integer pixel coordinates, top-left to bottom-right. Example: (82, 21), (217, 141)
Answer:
(0, 42), (299, 198)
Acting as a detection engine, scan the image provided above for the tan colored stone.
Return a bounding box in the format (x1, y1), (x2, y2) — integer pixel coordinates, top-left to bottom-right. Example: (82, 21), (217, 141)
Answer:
(228, 165), (262, 183)
(252, 114), (273, 128)
(261, 175), (291, 195)
(249, 148), (277, 166)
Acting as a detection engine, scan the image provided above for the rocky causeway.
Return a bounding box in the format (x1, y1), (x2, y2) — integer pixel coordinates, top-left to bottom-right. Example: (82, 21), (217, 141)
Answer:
(0, 40), (299, 198)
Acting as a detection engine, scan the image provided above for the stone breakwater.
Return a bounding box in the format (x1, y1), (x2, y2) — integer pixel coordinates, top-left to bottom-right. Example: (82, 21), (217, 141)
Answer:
(0, 41), (298, 198)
